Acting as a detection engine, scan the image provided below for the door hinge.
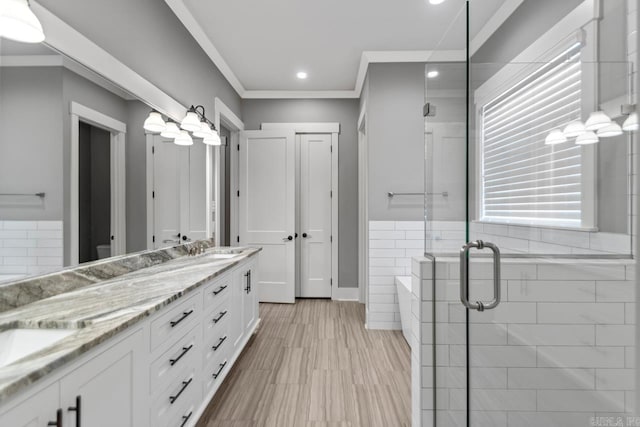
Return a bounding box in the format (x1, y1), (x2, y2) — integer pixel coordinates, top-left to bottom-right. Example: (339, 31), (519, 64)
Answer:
(330, 190), (333, 198)
(152, 235), (155, 242)
(330, 278), (333, 286)
(152, 191), (155, 199)
(237, 190), (240, 197)
(152, 146), (155, 154)
(237, 236), (240, 243)
(330, 235), (333, 242)
(237, 144), (240, 151)
(330, 145), (333, 153)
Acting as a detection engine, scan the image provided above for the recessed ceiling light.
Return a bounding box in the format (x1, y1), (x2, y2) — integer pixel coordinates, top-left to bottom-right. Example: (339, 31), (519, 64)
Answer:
(427, 70), (439, 79)
(296, 71), (308, 79)
(429, 0), (447, 4)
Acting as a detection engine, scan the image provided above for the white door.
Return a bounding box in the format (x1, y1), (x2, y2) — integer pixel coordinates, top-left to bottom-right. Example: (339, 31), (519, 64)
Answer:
(299, 134), (332, 298)
(153, 136), (181, 248)
(239, 130), (295, 303)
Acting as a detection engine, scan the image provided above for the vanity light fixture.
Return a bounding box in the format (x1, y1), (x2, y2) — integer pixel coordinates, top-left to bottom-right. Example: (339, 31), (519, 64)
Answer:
(544, 129), (567, 145)
(584, 111), (611, 131)
(143, 110), (166, 133)
(575, 131), (599, 145)
(144, 105), (221, 147)
(427, 70), (439, 79)
(623, 112), (639, 132)
(563, 120), (587, 138)
(0, 0), (45, 43)
(296, 71), (308, 80)
(174, 130), (194, 146)
(597, 122), (623, 138)
(160, 120), (181, 139)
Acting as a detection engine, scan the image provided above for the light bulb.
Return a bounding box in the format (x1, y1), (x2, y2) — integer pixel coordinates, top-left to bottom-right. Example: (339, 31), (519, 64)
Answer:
(174, 130), (193, 146)
(181, 111), (202, 132)
(544, 129), (567, 145)
(203, 130), (222, 146)
(427, 70), (439, 79)
(160, 121), (181, 139)
(143, 111), (166, 133)
(193, 121), (212, 139)
(0, 0), (45, 43)
(585, 111), (612, 131)
(296, 71), (308, 79)
(575, 131), (599, 145)
(563, 120), (587, 138)
(597, 122), (623, 138)
(623, 112), (639, 132)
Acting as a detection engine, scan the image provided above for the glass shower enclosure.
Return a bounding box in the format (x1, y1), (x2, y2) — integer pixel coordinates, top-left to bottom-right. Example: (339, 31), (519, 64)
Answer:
(420, 0), (637, 425)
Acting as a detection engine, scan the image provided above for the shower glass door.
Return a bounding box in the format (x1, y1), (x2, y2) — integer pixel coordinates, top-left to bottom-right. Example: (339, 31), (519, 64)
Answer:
(425, 0), (636, 425)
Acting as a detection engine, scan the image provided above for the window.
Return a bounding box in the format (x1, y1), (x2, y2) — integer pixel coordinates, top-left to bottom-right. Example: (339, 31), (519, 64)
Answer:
(479, 43), (585, 227)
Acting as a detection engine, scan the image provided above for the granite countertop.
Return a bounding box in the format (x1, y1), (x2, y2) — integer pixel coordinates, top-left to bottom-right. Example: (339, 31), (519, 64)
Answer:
(0, 244), (260, 403)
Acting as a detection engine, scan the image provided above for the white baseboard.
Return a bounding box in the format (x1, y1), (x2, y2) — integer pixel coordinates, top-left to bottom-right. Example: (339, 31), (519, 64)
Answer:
(332, 286), (360, 301)
(367, 321), (402, 331)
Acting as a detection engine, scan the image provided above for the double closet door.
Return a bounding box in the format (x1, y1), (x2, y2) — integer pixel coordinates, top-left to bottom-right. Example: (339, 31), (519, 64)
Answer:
(239, 130), (333, 303)
(151, 135), (207, 248)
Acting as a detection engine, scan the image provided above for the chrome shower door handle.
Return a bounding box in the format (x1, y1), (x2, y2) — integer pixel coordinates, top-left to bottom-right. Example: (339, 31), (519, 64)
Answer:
(460, 240), (501, 312)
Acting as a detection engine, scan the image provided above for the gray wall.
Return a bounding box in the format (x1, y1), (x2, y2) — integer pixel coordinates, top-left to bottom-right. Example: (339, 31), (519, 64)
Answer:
(38, 0), (242, 121)
(366, 63), (425, 221)
(0, 67), (63, 220)
(242, 99), (359, 288)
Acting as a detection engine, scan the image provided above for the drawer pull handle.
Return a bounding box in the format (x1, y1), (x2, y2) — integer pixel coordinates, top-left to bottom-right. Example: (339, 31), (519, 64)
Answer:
(212, 361), (228, 379)
(212, 335), (227, 351)
(213, 311), (228, 323)
(169, 378), (192, 404)
(213, 285), (227, 295)
(47, 409), (63, 427)
(169, 344), (193, 366)
(170, 310), (194, 327)
(67, 395), (81, 427)
(180, 411), (193, 427)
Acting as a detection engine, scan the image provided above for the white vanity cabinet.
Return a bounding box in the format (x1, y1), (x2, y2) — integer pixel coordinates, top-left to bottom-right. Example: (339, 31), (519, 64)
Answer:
(0, 253), (260, 427)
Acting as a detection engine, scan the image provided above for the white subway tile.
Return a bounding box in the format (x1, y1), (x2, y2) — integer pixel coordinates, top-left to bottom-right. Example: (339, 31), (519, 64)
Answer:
(369, 221), (395, 230)
(369, 285), (397, 294)
(395, 258), (411, 267)
(595, 369), (635, 391)
(540, 229), (590, 249)
(469, 302), (537, 324)
(395, 240), (424, 249)
(508, 324), (595, 346)
(37, 257), (63, 267)
(508, 367), (594, 390)
(596, 325), (634, 346)
(0, 265), (27, 274)
(367, 312), (395, 322)
(37, 221), (63, 230)
(508, 412), (593, 426)
(3, 221), (37, 230)
(0, 248), (27, 256)
(3, 239), (37, 248)
(595, 281), (634, 302)
(625, 303), (635, 324)
(369, 294), (395, 304)
(27, 230), (62, 240)
(369, 267), (406, 276)
(405, 231), (425, 240)
(369, 249), (405, 258)
(36, 239), (63, 248)
(537, 303), (625, 324)
(537, 346), (625, 368)
(369, 257), (395, 267)
(469, 389), (536, 411)
(470, 345), (537, 368)
(538, 264), (626, 281)
(507, 225), (541, 241)
(508, 280), (595, 302)
(590, 232), (631, 253)
(0, 230), (27, 239)
(369, 303), (399, 313)
(28, 247), (62, 257)
(3, 256), (37, 266)
(369, 230), (405, 240)
(537, 390), (625, 412)
(369, 240), (395, 249)
(369, 276), (395, 285)
(395, 221), (424, 230)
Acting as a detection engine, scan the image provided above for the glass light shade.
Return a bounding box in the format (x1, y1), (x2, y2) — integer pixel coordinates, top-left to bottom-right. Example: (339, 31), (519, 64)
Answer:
(597, 122), (623, 138)
(143, 111), (166, 133)
(563, 120), (587, 138)
(575, 131), (599, 145)
(0, 0), (45, 43)
(203, 130), (222, 146)
(544, 129), (567, 145)
(160, 121), (181, 139)
(180, 111), (201, 132)
(193, 121), (213, 139)
(174, 130), (193, 146)
(623, 112), (639, 132)
(584, 111), (612, 131)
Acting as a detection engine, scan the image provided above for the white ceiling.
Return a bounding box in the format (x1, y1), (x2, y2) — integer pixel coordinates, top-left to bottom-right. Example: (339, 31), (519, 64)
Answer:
(168, 0), (520, 97)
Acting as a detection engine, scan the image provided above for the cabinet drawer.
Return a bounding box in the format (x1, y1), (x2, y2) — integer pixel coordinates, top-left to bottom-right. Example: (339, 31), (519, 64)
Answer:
(151, 367), (200, 427)
(150, 326), (199, 393)
(203, 274), (231, 311)
(203, 352), (229, 395)
(167, 396), (199, 427)
(150, 294), (200, 352)
(203, 318), (230, 369)
(203, 294), (230, 340)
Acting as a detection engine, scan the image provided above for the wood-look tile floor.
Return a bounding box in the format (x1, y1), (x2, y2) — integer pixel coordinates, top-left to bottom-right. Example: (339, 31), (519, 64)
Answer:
(197, 299), (411, 427)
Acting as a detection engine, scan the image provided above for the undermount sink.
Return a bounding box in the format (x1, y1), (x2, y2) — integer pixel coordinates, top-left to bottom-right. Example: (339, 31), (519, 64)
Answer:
(0, 328), (76, 368)
(210, 253), (237, 259)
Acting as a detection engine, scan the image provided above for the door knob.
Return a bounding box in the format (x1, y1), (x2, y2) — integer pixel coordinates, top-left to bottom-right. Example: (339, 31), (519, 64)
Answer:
(283, 235), (293, 241)
(182, 235), (190, 241)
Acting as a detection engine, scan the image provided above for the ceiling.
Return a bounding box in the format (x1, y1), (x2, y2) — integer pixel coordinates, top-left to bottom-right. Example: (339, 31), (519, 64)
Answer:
(167, 0), (521, 97)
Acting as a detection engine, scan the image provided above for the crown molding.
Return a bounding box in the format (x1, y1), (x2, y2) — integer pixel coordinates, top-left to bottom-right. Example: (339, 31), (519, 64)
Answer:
(164, 0), (523, 99)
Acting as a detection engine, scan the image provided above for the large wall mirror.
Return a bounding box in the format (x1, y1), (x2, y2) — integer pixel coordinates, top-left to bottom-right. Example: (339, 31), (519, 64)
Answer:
(0, 35), (209, 283)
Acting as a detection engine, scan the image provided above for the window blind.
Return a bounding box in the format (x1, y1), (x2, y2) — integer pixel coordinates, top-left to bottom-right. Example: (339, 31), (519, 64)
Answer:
(480, 45), (583, 227)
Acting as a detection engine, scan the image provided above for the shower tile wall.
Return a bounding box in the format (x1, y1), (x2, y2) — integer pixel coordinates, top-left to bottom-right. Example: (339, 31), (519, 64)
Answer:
(414, 256), (635, 427)
(0, 220), (63, 283)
